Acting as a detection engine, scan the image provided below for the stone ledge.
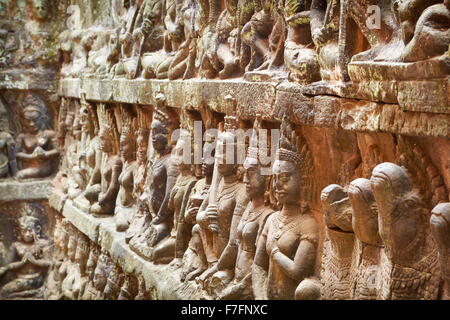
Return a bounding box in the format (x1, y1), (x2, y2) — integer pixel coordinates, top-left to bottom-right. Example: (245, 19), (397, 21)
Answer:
(59, 78), (450, 138)
(50, 191), (203, 300)
(0, 179), (53, 202)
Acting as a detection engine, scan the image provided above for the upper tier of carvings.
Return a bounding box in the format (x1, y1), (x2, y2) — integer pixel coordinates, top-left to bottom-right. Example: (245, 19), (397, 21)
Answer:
(56, 0), (449, 86)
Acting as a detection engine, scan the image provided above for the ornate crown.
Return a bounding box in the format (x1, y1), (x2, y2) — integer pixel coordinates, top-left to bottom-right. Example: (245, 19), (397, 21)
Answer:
(276, 114), (302, 165)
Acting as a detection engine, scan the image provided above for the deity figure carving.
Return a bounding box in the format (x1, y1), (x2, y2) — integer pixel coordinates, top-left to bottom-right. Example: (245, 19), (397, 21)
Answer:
(114, 0), (165, 79)
(85, 29), (113, 77)
(348, 178), (382, 300)
(104, 263), (125, 300)
(180, 132), (216, 281)
(61, 234), (90, 300)
(206, 116), (274, 299)
(252, 116), (319, 300)
(196, 114), (249, 287)
(65, 97), (98, 201)
(430, 203), (450, 300)
(118, 274), (139, 300)
(198, 0), (243, 79)
(44, 218), (69, 300)
(15, 94), (59, 180)
(115, 105), (138, 231)
(147, 129), (197, 264)
(283, 0), (321, 83)
(84, 104), (122, 216)
(125, 107), (152, 242)
(0, 210), (51, 299)
(400, 0), (450, 62)
(320, 184), (354, 300)
(370, 163), (440, 300)
(309, 0), (343, 81)
(129, 94), (179, 258)
(90, 250), (115, 300)
(80, 245), (102, 300)
(167, 0), (204, 80)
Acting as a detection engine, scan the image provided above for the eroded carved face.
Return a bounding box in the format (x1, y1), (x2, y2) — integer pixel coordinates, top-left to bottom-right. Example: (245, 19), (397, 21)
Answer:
(31, 0), (49, 20)
(23, 109), (42, 134)
(243, 159), (267, 200)
(136, 131), (149, 164)
(151, 120), (168, 153)
(19, 221), (38, 243)
(120, 132), (135, 161)
(272, 160), (300, 206)
(348, 178), (382, 246)
(173, 138), (191, 172)
(99, 127), (113, 153)
(201, 138), (216, 177)
(216, 132), (238, 177)
(80, 106), (92, 134)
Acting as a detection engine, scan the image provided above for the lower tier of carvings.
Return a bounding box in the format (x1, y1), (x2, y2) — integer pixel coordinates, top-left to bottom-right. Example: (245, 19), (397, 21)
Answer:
(49, 190), (203, 300)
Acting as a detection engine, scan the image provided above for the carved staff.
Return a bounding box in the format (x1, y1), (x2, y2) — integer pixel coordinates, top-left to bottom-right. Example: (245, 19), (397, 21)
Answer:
(337, 0), (350, 81)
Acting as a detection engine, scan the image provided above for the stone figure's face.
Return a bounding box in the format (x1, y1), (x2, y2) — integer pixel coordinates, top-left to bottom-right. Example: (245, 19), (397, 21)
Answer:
(23, 108), (42, 134)
(99, 127), (113, 153)
(120, 132), (134, 161)
(272, 160), (300, 206)
(243, 159), (266, 200)
(136, 131), (149, 164)
(19, 221), (37, 243)
(31, 0), (49, 20)
(151, 120), (168, 153)
(348, 178), (382, 246)
(173, 139), (190, 172)
(216, 132), (237, 177)
(80, 106), (92, 133)
(201, 138), (215, 177)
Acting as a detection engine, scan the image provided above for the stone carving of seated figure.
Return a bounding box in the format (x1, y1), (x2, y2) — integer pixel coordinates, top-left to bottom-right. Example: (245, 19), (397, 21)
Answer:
(84, 104), (122, 216)
(0, 210), (51, 299)
(61, 234), (90, 300)
(15, 94), (59, 180)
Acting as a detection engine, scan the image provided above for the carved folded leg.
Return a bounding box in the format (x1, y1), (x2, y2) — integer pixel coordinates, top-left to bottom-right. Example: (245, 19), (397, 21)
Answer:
(83, 184), (101, 205)
(152, 237), (176, 264)
(0, 275), (45, 299)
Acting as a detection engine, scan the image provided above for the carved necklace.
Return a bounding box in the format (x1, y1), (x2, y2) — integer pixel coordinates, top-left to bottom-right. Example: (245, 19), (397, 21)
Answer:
(242, 204), (269, 224)
(273, 213), (300, 240)
(217, 180), (240, 201)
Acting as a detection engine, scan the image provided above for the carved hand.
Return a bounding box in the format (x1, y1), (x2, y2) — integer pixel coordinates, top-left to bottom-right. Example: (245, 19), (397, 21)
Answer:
(185, 206), (199, 224)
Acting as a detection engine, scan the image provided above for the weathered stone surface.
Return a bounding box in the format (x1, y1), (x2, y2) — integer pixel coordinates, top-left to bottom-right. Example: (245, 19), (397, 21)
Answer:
(0, 180), (52, 202)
